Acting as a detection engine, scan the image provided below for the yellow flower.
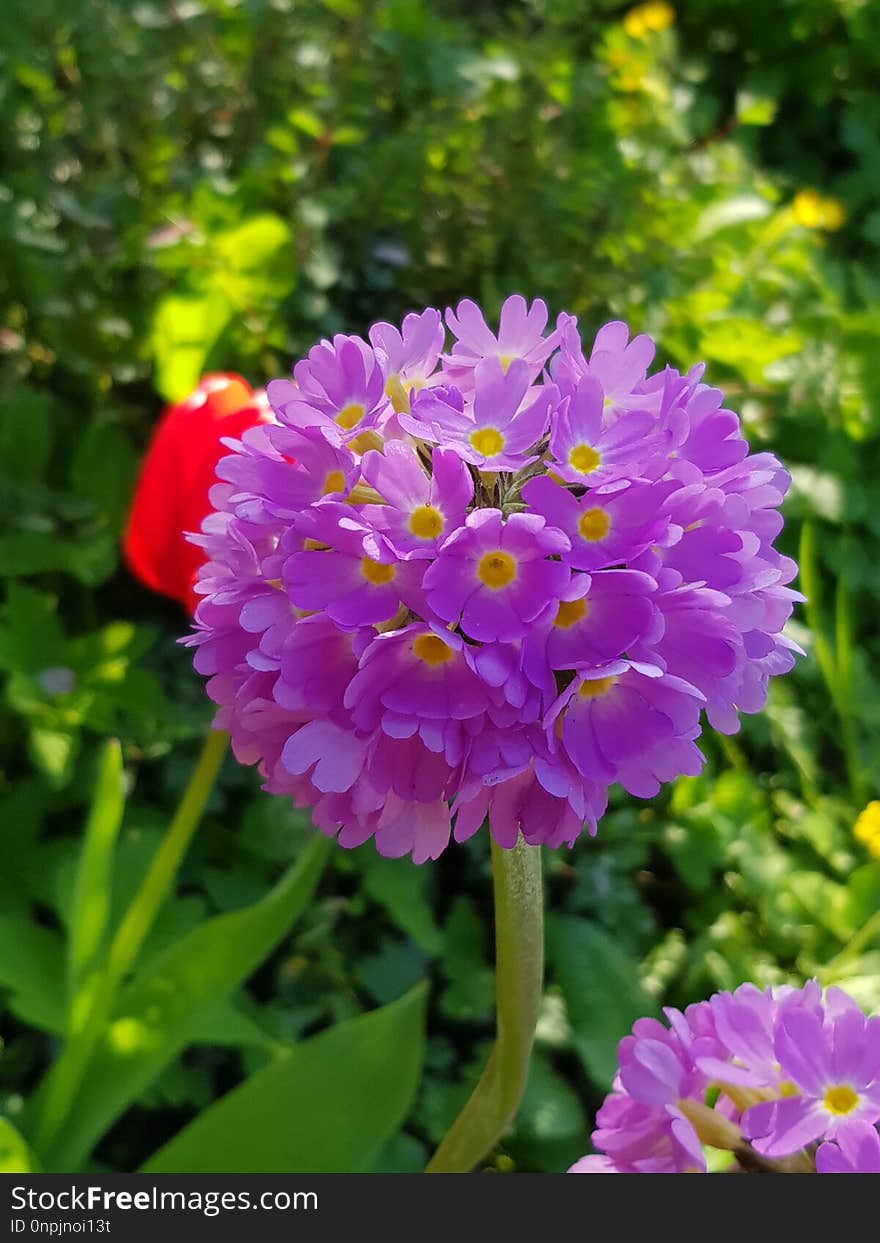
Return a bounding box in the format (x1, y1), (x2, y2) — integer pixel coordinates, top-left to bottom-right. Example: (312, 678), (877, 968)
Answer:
(854, 801), (880, 860)
(623, 2), (675, 39)
(792, 189), (847, 232)
(792, 189), (825, 228)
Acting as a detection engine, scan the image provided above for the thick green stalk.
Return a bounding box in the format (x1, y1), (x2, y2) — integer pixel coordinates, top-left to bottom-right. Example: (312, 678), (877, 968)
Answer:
(31, 729), (229, 1158)
(426, 834), (543, 1173)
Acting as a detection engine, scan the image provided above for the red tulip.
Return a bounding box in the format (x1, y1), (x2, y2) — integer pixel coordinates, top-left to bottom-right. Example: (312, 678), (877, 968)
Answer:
(123, 373), (266, 612)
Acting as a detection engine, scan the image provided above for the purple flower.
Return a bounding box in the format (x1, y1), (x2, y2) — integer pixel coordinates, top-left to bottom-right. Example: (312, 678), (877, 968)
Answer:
(694, 981), (822, 1096)
(267, 334), (388, 443)
(402, 358), (554, 470)
(443, 294), (569, 387)
(423, 508), (570, 642)
(529, 569), (662, 670)
(522, 475), (676, 573)
(553, 318), (657, 416)
(741, 1004), (880, 1158)
(369, 308), (445, 393)
(548, 375), (665, 486)
(545, 661), (705, 797)
(817, 1123), (880, 1174)
(344, 624), (489, 736)
(186, 299), (799, 859)
(282, 501), (420, 628)
(569, 981), (880, 1176)
(359, 440), (472, 559)
(219, 423), (359, 524)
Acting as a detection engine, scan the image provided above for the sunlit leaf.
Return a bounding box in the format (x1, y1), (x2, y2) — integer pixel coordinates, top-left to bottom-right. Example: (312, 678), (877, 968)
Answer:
(43, 837), (329, 1170)
(142, 984), (428, 1173)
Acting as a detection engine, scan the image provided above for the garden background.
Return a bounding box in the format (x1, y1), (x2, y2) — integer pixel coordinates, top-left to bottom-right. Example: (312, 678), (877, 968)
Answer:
(1, 0), (879, 1174)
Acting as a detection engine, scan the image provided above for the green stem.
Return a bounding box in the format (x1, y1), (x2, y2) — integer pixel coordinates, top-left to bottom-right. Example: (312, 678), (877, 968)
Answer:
(426, 834), (543, 1173)
(101, 728), (229, 991)
(820, 909), (880, 981)
(31, 728), (229, 1158)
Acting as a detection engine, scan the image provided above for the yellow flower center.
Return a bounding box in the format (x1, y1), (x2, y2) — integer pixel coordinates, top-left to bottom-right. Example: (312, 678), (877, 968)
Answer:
(321, 470), (346, 496)
(408, 504), (444, 540)
(554, 598), (588, 628)
(360, 556), (395, 585)
(477, 550), (517, 589)
(824, 1085), (859, 1116)
(335, 401), (365, 430)
(412, 634), (454, 666)
(779, 1080), (800, 1098)
(578, 675), (617, 699)
(469, 427), (505, 458)
(568, 443), (601, 475)
(578, 507), (610, 542)
(498, 354), (514, 373)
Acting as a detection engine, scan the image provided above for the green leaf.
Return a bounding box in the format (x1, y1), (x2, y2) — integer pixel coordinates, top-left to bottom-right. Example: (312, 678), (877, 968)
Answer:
(188, 996), (272, 1049)
(44, 836), (329, 1171)
(362, 855), (442, 954)
(0, 583), (65, 673)
(214, 214), (292, 275)
(0, 915), (66, 1033)
(0, 530), (116, 584)
(151, 294), (232, 402)
(27, 726), (79, 789)
(662, 820), (724, 892)
(735, 91), (777, 126)
(694, 194), (771, 240)
(142, 984), (428, 1173)
(439, 896), (494, 1022)
(789, 871), (854, 941)
(288, 108), (324, 139)
(0, 779), (47, 919)
(71, 419), (138, 533)
(508, 1051), (587, 1171)
(698, 317), (801, 386)
(355, 937), (427, 1004)
(0, 1117), (41, 1173)
(843, 863), (880, 932)
(0, 387), (52, 484)
(547, 915), (654, 1088)
(68, 740), (126, 1005)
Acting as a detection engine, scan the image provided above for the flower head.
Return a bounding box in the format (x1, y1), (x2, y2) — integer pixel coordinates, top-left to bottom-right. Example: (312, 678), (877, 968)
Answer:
(185, 299), (799, 859)
(570, 982), (880, 1175)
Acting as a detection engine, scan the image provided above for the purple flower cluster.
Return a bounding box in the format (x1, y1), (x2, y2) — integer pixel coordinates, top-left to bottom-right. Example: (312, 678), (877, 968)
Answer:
(570, 982), (880, 1174)
(185, 296), (800, 860)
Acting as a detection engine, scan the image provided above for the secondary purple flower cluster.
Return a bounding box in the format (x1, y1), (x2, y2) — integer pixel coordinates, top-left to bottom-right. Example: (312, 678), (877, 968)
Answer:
(570, 981), (880, 1174)
(185, 296), (800, 860)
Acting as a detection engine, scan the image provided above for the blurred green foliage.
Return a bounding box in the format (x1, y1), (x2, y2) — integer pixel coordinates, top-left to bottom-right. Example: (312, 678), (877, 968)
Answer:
(1, 0), (879, 1173)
